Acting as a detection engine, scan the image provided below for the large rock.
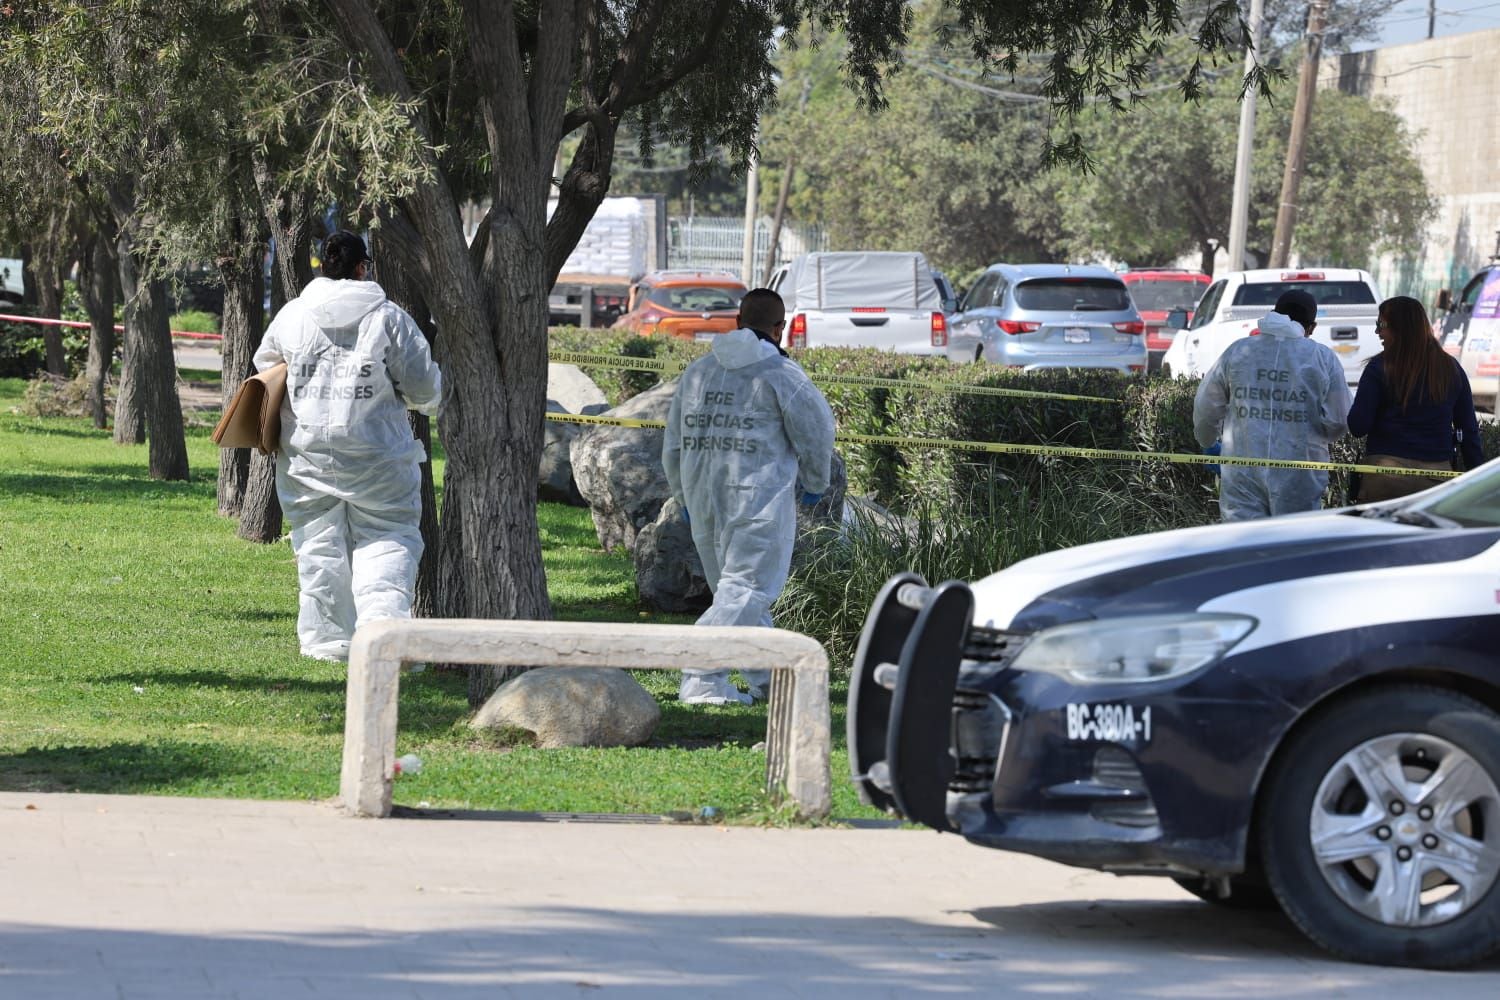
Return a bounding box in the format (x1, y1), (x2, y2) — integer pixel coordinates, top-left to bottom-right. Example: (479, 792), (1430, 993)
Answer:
(569, 379), (676, 551)
(634, 497), (711, 613)
(539, 365), (609, 507)
(633, 451), (850, 613)
(547, 362), (608, 415)
(470, 667), (660, 749)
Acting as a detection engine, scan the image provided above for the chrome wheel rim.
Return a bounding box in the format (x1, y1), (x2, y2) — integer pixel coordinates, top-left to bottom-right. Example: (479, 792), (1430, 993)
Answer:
(1310, 732), (1500, 928)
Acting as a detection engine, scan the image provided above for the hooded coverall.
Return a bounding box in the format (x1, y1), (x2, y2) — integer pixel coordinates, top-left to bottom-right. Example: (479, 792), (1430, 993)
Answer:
(1193, 311), (1351, 521)
(663, 327), (836, 704)
(253, 276), (443, 660)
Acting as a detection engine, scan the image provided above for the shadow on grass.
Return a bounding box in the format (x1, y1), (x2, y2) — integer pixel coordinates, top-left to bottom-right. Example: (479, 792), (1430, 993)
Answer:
(95, 669), (345, 696)
(0, 423), (113, 441)
(0, 741), (256, 793)
(0, 470), (213, 501)
(209, 608), (296, 624)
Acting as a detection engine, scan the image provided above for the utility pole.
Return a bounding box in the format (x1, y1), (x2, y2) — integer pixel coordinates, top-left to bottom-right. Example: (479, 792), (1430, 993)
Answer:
(740, 151), (760, 285)
(1226, 0), (1266, 275)
(1428, 0), (1437, 39)
(1269, 0), (1331, 269)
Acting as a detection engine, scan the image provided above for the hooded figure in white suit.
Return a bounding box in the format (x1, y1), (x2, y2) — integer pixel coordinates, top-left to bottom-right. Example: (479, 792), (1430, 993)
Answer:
(1193, 289), (1351, 522)
(663, 288), (836, 705)
(253, 231), (443, 661)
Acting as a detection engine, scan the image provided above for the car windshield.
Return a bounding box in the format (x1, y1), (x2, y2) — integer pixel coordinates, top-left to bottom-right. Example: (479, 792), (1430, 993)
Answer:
(1014, 278), (1131, 312)
(647, 285), (743, 312)
(1126, 279), (1208, 312)
(1407, 465), (1500, 527)
(1231, 282), (1376, 307)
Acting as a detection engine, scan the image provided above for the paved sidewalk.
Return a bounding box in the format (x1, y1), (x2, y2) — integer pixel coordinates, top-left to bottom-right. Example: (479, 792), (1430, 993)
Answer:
(1, 792), (1495, 998)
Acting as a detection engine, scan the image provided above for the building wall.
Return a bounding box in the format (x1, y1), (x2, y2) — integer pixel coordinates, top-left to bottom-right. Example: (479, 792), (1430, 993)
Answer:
(1322, 31), (1500, 307)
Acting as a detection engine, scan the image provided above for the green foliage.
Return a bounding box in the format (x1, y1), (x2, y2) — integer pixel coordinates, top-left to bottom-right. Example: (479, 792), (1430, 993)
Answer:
(1059, 55), (1436, 269)
(778, 462), (1214, 672)
(169, 310), (221, 335)
(0, 309), (88, 379)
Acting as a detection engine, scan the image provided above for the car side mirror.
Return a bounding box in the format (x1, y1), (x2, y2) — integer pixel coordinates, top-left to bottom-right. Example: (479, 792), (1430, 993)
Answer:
(1436, 288), (1453, 312)
(1166, 309), (1189, 330)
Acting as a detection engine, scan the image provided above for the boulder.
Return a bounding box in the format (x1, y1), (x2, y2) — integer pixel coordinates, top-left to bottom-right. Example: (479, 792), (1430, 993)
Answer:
(547, 362), (609, 415)
(539, 365), (609, 507)
(539, 401), (586, 505)
(470, 667), (660, 749)
(569, 379), (677, 551)
(633, 451), (850, 613)
(634, 497), (711, 613)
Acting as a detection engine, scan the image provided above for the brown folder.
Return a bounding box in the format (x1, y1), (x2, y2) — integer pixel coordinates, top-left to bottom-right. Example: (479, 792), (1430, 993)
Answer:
(211, 362), (288, 455)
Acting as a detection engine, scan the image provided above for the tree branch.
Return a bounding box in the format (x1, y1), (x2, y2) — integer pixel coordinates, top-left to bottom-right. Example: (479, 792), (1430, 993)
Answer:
(527, 0), (584, 162)
(322, 0), (420, 113)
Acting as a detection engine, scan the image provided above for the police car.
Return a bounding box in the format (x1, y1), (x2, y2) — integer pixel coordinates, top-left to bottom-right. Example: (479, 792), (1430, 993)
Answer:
(849, 460), (1500, 968)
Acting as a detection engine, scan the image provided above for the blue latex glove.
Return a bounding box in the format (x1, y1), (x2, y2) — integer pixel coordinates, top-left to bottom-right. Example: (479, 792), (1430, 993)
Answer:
(681, 507), (690, 526)
(800, 492), (821, 506)
(1203, 441), (1222, 477)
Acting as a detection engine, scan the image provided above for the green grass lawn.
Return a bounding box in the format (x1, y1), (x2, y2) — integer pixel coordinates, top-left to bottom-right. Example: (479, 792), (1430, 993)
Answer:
(0, 378), (879, 821)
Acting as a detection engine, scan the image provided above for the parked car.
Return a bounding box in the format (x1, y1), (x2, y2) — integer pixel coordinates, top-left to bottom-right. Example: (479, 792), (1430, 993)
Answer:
(1436, 265), (1500, 411)
(611, 270), (746, 341)
(769, 251), (948, 354)
(944, 263), (1146, 373)
(1161, 268), (1381, 387)
(849, 457), (1500, 967)
(1120, 268), (1210, 371)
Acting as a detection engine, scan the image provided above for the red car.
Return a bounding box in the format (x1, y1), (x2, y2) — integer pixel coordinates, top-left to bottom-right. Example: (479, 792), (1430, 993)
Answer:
(1120, 269), (1211, 371)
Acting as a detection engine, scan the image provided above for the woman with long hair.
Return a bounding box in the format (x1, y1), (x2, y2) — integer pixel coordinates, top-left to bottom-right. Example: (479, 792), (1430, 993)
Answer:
(1347, 295), (1484, 502)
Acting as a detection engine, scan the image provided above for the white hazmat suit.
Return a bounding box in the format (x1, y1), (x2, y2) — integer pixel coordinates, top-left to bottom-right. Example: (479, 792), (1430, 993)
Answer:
(254, 276), (443, 660)
(663, 328), (835, 705)
(1192, 311), (1350, 521)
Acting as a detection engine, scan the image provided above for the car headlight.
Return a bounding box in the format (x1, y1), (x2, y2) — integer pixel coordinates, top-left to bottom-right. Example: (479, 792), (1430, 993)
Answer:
(1010, 614), (1256, 684)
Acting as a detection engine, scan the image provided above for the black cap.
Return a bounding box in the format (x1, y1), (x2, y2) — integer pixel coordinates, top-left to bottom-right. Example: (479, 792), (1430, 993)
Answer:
(1274, 289), (1318, 328)
(322, 230), (372, 266)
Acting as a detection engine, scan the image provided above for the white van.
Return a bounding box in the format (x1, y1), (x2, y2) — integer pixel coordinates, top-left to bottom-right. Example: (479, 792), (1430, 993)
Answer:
(768, 251), (948, 354)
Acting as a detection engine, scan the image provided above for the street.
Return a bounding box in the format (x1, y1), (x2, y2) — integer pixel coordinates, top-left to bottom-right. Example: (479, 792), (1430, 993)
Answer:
(2, 791), (1495, 998)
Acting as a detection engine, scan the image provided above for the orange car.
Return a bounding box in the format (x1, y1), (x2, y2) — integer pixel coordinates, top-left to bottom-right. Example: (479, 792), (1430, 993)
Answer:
(612, 271), (747, 340)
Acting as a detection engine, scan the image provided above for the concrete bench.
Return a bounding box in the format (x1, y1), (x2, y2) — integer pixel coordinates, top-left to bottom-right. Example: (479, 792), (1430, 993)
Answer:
(340, 619), (832, 819)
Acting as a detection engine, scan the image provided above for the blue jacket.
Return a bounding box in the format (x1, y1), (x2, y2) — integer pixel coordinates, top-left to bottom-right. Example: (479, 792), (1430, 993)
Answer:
(1347, 354), (1483, 469)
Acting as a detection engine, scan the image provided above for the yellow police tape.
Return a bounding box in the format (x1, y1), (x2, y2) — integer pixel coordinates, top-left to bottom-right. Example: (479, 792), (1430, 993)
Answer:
(547, 349), (1123, 404)
(545, 410), (1462, 480)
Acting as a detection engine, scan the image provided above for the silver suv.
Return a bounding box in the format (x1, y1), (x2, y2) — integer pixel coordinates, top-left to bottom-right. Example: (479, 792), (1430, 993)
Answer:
(945, 263), (1147, 373)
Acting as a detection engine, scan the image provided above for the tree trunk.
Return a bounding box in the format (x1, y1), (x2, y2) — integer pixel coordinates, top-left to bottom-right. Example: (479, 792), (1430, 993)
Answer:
(77, 231), (117, 430)
(237, 165), (314, 543)
(1200, 241), (1216, 279)
(216, 224), (267, 517)
(447, 218), (553, 708)
(111, 224), (145, 444)
(116, 234), (189, 481)
(32, 211), (68, 375)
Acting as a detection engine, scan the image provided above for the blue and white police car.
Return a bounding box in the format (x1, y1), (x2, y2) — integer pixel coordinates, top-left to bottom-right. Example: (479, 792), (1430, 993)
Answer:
(849, 459), (1500, 967)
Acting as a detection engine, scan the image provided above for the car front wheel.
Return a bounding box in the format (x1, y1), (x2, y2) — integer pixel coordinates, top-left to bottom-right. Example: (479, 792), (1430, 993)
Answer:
(1260, 686), (1500, 968)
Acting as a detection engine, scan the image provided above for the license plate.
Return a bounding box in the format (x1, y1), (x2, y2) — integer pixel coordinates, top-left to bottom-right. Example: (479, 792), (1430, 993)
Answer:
(1064, 327), (1091, 344)
(692, 331), (717, 342)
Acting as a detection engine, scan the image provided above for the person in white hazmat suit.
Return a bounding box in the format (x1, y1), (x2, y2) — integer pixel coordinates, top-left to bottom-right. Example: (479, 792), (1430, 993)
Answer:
(253, 231), (443, 661)
(1193, 289), (1351, 521)
(663, 288), (836, 705)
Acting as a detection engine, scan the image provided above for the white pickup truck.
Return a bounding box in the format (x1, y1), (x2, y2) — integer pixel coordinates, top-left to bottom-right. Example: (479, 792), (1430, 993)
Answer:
(1160, 268), (1382, 387)
(769, 251), (948, 354)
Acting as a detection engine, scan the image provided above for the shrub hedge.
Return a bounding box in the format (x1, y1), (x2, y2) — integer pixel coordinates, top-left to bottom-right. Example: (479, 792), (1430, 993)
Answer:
(546, 328), (1495, 517)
